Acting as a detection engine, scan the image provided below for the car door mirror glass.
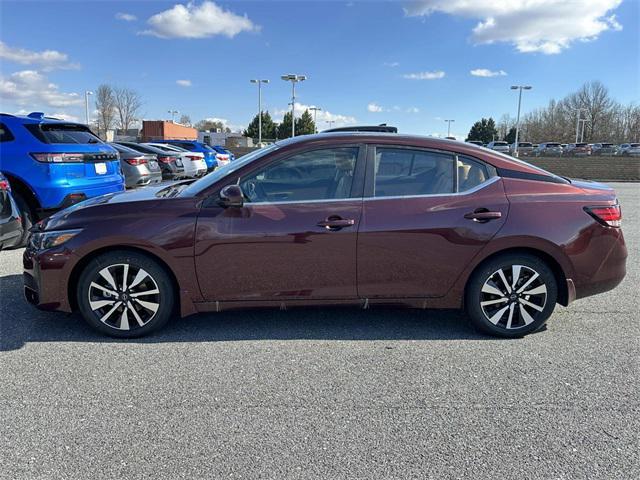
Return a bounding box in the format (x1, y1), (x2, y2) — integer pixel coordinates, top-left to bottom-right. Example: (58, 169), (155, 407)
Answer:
(218, 184), (244, 207)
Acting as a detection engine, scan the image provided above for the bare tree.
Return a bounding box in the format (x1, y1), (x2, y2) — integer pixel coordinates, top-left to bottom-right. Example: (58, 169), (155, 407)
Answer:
(114, 86), (143, 132)
(95, 84), (116, 138)
(179, 114), (192, 126)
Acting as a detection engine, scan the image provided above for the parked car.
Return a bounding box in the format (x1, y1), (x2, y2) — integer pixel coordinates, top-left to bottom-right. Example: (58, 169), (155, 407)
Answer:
(563, 143), (591, 156)
(617, 143), (640, 156)
(110, 144), (163, 188)
(466, 140), (483, 146)
(210, 145), (236, 164)
(24, 132), (626, 339)
(509, 142), (534, 156)
(486, 141), (510, 154)
(160, 140), (218, 171)
(143, 143), (207, 178)
(114, 142), (184, 180)
(534, 142), (563, 156)
(0, 112), (124, 246)
(0, 172), (23, 250)
(590, 143), (617, 156)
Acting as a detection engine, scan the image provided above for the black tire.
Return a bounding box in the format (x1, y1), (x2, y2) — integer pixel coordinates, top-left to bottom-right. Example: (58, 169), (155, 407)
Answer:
(76, 250), (175, 338)
(465, 253), (558, 338)
(12, 192), (35, 248)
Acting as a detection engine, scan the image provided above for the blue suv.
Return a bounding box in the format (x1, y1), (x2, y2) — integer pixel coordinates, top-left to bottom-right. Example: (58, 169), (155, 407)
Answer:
(0, 112), (124, 244)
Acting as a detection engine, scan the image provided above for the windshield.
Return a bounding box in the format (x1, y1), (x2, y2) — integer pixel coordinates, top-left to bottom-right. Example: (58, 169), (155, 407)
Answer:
(493, 142), (508, 146)
(180, 144), (280, 196)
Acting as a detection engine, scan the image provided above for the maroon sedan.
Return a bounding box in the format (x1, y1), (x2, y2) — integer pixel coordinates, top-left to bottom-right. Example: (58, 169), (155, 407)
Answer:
(23, 133), (627, 338)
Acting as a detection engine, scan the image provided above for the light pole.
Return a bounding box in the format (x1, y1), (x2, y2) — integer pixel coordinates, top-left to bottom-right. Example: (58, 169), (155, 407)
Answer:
(168, 110), (179, 122)
(309, 106), (322, 133)
(326, 120), (336, 129)
(444, 119), (455, 137)
(579, 119), (589, 143)
(250, 79), (269, 146)
(510, 85), (532, 157)
(84, 91), (93, 126)
(575, 108), (585, 143)
(281, 74), (306, 137)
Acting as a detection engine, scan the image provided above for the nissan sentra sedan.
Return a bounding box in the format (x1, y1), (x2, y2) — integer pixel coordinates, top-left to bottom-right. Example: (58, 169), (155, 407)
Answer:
(24, 132), (627, 338)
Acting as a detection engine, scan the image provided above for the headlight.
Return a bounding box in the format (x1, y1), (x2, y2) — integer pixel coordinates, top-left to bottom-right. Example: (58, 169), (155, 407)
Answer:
(30, 229), (82, 250)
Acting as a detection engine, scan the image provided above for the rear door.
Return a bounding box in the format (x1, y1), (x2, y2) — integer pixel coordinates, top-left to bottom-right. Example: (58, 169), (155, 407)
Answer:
(195, 145), (366, 302)
(357, 146), (509, 299)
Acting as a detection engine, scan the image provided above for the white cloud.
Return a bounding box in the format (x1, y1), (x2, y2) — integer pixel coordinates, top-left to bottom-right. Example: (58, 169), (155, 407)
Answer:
(50, 112), (80, 122)
(383, 61), (400, 67)
(202, 117), (244, 133)
(176, 79), (192, 87)
(406, 106), (420, 113)
(0, 70), (82, 108)
(0, 42), (79, 71)
(142, 1), (259, 39)
(403, 70), (445, 80)
(470, 68), (507, 77)
(116, 12), (137, 22)
(274, 103), (356, 128)
(404, 0), (623, 54)
(367, 102), (384, 112)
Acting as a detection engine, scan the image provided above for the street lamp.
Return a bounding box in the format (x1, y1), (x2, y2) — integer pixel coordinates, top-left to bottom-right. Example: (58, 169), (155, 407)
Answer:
(281, 74), (306, 137)
(575, 108), (585, 143)
(510, 85), (532, 157)
(168, 110), (179, 122)
(250, 79), (269, 146)
(326, 120), (336, 129)
(444, 119), (455, 137)
(84, 91), (93, 126)
(309, 106), (322, 133)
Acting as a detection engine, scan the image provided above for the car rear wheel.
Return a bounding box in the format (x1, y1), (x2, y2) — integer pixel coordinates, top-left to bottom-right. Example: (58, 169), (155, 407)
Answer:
(465, 253), (558, 338)
(76, 251), (174, 338)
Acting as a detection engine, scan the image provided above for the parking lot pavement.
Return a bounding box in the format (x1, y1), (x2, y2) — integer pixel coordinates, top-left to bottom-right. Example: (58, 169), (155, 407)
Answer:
(1, 184), (638, 480)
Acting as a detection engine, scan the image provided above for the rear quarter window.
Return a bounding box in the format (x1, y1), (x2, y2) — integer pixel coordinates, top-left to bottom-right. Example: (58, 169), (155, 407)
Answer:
(0, 123), (15, 142)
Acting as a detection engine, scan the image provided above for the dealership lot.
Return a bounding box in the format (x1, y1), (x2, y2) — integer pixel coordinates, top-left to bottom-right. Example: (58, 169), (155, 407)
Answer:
(0, 183), (637, 479)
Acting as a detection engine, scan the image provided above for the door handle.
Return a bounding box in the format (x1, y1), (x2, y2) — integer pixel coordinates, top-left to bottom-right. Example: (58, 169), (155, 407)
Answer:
(317, 216), (355, 230)
(464, 209), (502, 222)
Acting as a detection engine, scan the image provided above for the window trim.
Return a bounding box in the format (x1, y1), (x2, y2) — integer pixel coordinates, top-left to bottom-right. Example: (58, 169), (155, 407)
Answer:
(236, 144), (366, 205)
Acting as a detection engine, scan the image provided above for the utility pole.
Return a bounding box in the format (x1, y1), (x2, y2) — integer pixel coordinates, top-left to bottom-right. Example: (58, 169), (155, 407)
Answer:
(444, 119), (455, 137)
(250, 79), (269, 146)
(281, 74), (306, 137)
(575, 108), (584, 143)
(510, 85), (532, 157)
(309, 106), (322, 133)
(84, 91), (93, 126)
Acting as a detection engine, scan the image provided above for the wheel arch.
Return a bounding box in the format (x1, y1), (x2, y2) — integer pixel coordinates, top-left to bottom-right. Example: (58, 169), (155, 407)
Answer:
(67, 245), (195, 316)
(2, 172), (41, 214)
(464, 246), (570, 306)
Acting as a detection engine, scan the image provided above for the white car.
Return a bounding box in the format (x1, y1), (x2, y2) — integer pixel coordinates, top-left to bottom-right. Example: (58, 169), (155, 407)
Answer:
(486, 141), (510, 154)
(143, 143), (207, 178)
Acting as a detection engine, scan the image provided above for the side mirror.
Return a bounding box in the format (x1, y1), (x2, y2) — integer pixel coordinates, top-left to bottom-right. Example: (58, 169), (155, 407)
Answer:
(218, 184), (244, 208)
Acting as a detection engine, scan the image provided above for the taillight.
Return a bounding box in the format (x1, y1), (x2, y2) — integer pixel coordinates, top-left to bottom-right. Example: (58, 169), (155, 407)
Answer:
(31, 153), (85, 163)
(158, 156), (174, 164)
(187, 155), (201, 160)
(584, 204), (622, 227)
(0, 179), (10, 191)
(125, 157), (148, 166)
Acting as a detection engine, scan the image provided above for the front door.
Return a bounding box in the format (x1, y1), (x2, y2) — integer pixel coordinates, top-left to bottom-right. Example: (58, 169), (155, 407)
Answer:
(195, 146), (365, 302)
(357, 146), (509, 299)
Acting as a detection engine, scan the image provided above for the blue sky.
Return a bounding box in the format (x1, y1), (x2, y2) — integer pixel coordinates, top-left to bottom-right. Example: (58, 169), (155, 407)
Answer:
(1, 0), (638, 138)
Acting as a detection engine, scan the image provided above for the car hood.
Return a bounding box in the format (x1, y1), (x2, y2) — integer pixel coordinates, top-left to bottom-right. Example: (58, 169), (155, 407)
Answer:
(40, 183), (180, 231)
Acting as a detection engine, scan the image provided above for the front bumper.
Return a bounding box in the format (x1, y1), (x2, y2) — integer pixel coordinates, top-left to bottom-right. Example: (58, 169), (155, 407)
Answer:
(23, 244), (76, 312)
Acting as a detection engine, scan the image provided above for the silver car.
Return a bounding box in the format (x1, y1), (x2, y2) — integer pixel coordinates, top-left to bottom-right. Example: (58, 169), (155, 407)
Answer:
(143, 143), (207, 178)
(509, 142), (534, 156)
(534, 142), (563, 156)
(591, 143), (617, 156)
(486, 141), (510, 154)
(618, 143), (640, 156)
(110, 143), (163, 188)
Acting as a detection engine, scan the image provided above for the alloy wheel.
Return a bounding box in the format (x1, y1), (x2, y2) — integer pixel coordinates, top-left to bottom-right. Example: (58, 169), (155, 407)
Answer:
(479, 265), (547, 330)
(87, 263), (160, 331)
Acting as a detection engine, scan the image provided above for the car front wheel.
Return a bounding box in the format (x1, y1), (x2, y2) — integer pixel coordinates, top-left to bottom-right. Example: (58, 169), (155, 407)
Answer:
(465, 253), (558, 337)
(76, 251), (175, 338)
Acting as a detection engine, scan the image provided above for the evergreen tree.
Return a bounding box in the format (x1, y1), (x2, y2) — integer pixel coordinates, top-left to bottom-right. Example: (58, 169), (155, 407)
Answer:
(277, 112), (293, 139)
(504, 126), (517, 143)
(466, 117), (498, 144)
(243, 111), (276, 139)
(295, 109), (316, 135)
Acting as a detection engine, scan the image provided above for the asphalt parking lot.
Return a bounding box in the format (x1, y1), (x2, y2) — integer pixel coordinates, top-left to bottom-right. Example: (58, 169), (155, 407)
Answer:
(1, 183), (638, 479)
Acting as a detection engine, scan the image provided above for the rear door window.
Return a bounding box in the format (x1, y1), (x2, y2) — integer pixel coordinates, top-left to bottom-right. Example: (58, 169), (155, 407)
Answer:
(457, 156), (490, 192)
(373, 148), (454, 197)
